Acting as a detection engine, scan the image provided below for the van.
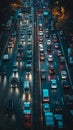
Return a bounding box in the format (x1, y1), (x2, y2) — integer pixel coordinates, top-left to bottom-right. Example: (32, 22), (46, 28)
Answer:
(23, 80), (30, 93)
(42, 89), (50, 102)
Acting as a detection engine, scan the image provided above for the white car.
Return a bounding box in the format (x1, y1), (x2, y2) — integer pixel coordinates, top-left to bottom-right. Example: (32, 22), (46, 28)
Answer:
(51, 79), (57, 89)
(39, 31), (43, 36)
(39, 44), (44, 51)
(48, 55), (53, 62)
(47, 39), (51, 45)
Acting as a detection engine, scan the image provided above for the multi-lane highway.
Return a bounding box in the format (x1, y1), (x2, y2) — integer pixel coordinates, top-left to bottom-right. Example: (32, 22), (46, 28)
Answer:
(0, 0), (73, 130)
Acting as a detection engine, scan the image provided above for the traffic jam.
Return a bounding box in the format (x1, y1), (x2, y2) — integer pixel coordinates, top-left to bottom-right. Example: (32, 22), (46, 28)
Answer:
(0, 0), (73, 130)
(0, 1), (34, 129)
(37, 1), (73, 130)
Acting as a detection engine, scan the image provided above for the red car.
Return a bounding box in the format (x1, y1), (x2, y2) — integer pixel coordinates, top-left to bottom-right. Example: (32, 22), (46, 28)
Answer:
(24, 115), (31, 128)
(49, 65), (55, 75)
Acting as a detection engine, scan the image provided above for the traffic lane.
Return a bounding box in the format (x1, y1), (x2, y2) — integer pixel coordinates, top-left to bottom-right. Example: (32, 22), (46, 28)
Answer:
(0, 74), (26, 130)
(41, 31), (63, 110)
(33, 13), (42, 130)
(4, 90), (23, 130)
(22, 13), (34, 130)
(0, 10), (33, 130)
(1, 20), (21, 129)
(0, 32), (9, 58)
(0, 38), (19, 122)
(0, 16), (18, 60)
(51, 32), (73, 123)
(52, 38), (71, 96)
(57, 32), (73, 90)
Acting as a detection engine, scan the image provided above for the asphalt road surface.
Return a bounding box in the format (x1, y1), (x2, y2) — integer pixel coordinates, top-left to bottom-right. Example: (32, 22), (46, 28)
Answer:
(0, 0), (73, 130)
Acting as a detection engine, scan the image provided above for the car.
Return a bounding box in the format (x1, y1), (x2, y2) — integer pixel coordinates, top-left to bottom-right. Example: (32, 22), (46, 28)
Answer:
(61, 71), (67, 79)
(53, 35), (58, 43)
(12, 64), (18, 73)
(38, 36), (43, 42)
(16, 54), (22, 62)
(9, 38), (14, 44)
(47, 39), (51, 45)
(54, 114), (63, 120)
(21, 35), (25, 39)
(44, 112), (54, 127)
(39, 23), (43, 28)
(68, 57), (73, 65)
(47, 44), (51, 52)
(48, 55), (53, 62)
(42, 89), (50, 102)
(27, 38), (32, 43)
(38, 41), (43, 47)
(3, 54), (10, 61)
(39, 47), (44, 53)
(18, 46), (23, 53)
(23, 102), (31, 127)
(45, 28), (49, 33)
(67, 48), (73, 59)
(59, 30), (64, 36)
(62, 80), (70, 92)
(12, 67), (18, 73)
(59, 56), (65, 63)
(40, 69), (46, 80)
(57, 50), (62, 57)
(12, 64), (19, 79)
(24, 115), (31, 127)
(39, 26), (43, 31)
(26, 62), (32, 68)
(23, 101), (31, 115)
(49, 65), (55, 74)
(40, 53), (45, 61)
(54, 114), (63, 129)
(58, 120), (63, 129)
(51, 79), (57, 89)
(23, 93), (31, 101)
(8, 42), (13, 48)
(27, 53), (32, 60)
(54, 101), (63, 113)
(69, 109), (73, 121)
(45, 34), (49, 38)
(10, 77), (18, 88)
(45, 32), (49, 38)
(66, 95), (73, 109)
(53, 33), (57, 38)
(20, 37), (25, 42)
(43, 103), (50, 112)
(11, 31), (16, 37)
(27, 50), (32, 55)
(27, 29), (32, 35)
(26, 61), (32, 74)
(23, 80), (30, 93)
(55, 43), (59, 49)
(39, 44), (44, 51)
(39, 31), (43, 36)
